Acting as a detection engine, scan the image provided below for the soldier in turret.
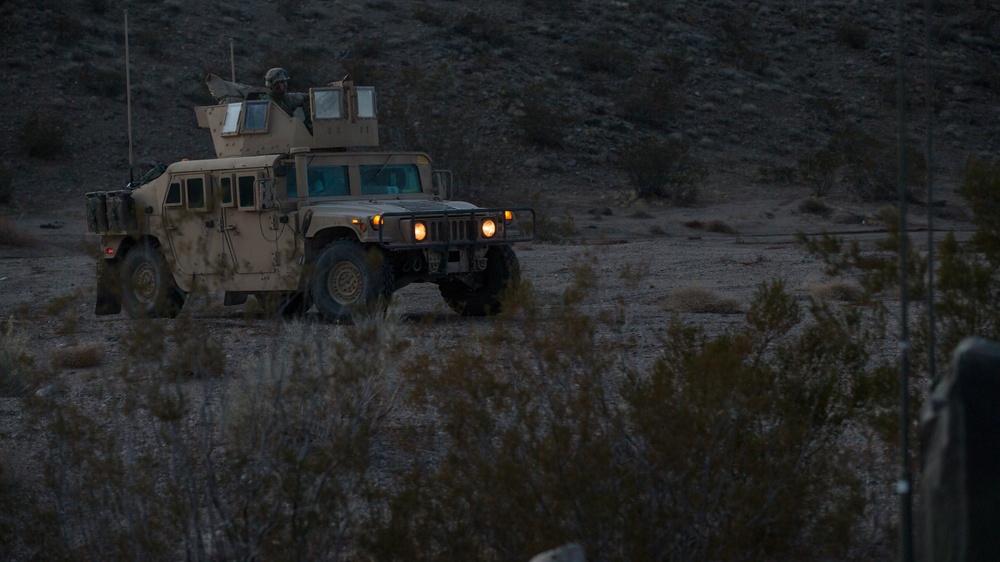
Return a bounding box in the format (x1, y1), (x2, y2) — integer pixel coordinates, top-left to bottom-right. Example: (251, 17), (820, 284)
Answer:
(263, 67), (311, 131)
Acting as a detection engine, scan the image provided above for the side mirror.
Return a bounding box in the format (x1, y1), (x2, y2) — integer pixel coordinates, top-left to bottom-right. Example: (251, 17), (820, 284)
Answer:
(433, 170), (453, 200)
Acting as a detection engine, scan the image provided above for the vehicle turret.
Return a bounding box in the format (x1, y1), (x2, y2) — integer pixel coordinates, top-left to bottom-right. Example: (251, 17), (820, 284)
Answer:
(197, 74), (379, 158)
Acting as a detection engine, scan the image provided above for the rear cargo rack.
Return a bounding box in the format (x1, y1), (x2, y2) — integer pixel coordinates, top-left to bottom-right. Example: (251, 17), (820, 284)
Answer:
(85, 190), (138, 234)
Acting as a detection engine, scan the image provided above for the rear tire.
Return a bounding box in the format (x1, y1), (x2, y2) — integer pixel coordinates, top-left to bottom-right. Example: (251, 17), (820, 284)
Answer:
(120, 244), (185, 319)
(439, 244), (520, 316)
(311, 240), (393, 322)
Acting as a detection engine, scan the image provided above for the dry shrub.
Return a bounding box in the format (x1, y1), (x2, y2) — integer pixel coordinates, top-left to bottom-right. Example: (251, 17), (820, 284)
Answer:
(363, 277), (896, 560)
(52, 344), (104, 369)
(19, 111), (69, 159)
(809, 279), (865, 303)
(799, 196), (832, 217)
(0, 318), (32, 396)
(0, 217), (35, 247)
(3, 265), (901, 560)
(167, 313), (227, 378)
(705, 219), (738, 235)
(620, 135), (706, 204)
(0, 163), (12, 206)
(667, 285), (742, 314)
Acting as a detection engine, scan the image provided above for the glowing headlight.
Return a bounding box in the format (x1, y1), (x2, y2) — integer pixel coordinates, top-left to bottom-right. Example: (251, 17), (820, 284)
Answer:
(481, 219), (497, 238)
(371, 214), (382, 229)
(414, 221), (427, 241)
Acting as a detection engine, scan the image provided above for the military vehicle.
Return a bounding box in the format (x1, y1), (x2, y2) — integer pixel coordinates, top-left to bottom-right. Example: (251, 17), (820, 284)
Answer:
(85, 74), (534, 321)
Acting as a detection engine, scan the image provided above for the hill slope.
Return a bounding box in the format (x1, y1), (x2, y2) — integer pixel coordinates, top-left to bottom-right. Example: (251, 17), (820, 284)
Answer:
(1, 0), (998, 213)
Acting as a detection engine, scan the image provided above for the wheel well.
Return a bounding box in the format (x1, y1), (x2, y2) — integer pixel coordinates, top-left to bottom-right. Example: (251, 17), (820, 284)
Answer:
(307, 227), (359, 261)
(116, 235), (162, 262)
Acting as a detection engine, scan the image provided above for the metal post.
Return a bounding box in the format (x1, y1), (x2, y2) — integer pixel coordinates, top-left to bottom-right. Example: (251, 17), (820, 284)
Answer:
(230, 38), (236, 82)
(924, 0), (937, 386)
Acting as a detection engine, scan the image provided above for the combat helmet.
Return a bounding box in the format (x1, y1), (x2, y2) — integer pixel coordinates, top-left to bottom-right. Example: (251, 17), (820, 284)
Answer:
(265, 67), (290, 87)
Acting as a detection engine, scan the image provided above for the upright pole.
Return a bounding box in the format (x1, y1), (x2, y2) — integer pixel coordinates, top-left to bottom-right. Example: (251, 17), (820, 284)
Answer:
(230, 38), (236, 82)
(924, 0), (937, 385)
(895, 1), (915, 561)
(124, 9), (134, 185)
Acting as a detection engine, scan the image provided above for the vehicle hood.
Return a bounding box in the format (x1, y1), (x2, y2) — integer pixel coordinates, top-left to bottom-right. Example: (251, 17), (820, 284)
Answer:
(305, 198), (480, 215)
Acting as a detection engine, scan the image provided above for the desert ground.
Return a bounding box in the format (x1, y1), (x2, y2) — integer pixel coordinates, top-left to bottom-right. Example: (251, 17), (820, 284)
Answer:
(0, 177), (971, 388)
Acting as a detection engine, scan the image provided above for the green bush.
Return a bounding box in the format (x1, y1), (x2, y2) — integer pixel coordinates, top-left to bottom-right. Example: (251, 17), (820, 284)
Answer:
(412, 5), (445, 26)
(619, 135), (706, 204)
(87, 0), (108, 14)
(363, 276), (897, 560)
(54, 15), (85, 47)
(722, 15), (770, 73)
(83, 66), (126, 98)
(799, 195), (833, 216)
(19, 112), (69, 159)
(799, 159), (1000, 379)
(12, 315), (406, 559)
(578, 39), (637, 75)
(836, 20), (871, 49)
(515, 83), (566, 148)
(922, 157), (1000, 371)
(453, 11), (509, 47)
(0, 318), (32, 397)
(0, 162), (12, 206)
(621, 73), (682, 129)
(798, 127), (926, 201)
(2, 253), (906, 560)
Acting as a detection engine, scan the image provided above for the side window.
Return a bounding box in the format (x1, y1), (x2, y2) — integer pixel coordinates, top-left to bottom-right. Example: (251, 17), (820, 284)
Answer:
(222, 103), (242, 134)
(186, 177), (208, 211)
(237, 176), (256, 210)
(356, 87), (376, 119)
(165, 181), (183, 207)
(220, 176), (234, 207)
(243, 101), (269, 132)
(360, 164), (421, 195)
(307, 166), (349, 197)
(312, 88), (342, 120)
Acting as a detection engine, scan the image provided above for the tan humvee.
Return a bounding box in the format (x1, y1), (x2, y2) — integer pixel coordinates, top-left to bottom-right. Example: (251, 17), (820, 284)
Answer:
(85, 75), (534, 321)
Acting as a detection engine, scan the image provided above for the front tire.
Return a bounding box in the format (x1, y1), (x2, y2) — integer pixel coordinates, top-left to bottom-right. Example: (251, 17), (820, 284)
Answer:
(310, 240), (393, 322)
(120, 244), (185, 319)
(439, 244), (520, 316)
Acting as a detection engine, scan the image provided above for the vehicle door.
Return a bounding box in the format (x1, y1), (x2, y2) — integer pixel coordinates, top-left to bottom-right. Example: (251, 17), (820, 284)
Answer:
(162, 174), (231, 289)
(221, 171), (292, 276)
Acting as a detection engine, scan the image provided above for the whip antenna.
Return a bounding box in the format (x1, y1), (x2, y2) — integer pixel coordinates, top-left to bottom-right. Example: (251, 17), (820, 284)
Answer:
(924, 0), (938, 385)
(124, 9), (134, 185)
(230, 38), (236, 82)
(895, 0), (914, 560)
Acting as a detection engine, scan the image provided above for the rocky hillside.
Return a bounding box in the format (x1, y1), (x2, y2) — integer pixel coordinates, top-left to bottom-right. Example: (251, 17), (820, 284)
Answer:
(1, 0), (998, 212)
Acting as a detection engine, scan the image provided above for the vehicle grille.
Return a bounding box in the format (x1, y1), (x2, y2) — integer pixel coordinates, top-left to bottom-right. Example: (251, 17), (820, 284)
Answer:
(429, 217), (475, 243)
(376, 207), (535, 249)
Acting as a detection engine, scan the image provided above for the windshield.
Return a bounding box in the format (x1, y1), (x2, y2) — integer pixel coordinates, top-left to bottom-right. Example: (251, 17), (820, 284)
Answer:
(360, 164), (421, 195)
(286, 165), (350, 198)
